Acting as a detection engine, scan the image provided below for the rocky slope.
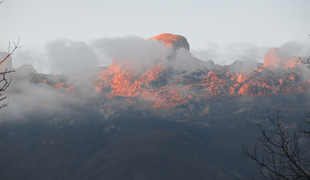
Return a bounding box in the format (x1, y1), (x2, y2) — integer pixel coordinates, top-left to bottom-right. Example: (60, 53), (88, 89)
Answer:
(2, 33), (309, 118)
(1, 34), (310, 180)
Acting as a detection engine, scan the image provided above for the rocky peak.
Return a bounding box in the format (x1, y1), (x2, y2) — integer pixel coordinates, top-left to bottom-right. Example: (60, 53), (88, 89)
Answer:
(4, 34), (310, 113)
(59, 35), (310, 108)
(150, 33), (190, 51)
(263, 47), (301, 68)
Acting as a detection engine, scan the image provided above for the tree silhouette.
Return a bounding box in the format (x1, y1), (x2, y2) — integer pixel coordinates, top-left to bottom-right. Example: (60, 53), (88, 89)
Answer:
(299, 34), (310, 68)
(0, 1), (21, 109)
(243, 108), (310, 180)
(243, 34), (310, 180)
(0, 39), (20, 109)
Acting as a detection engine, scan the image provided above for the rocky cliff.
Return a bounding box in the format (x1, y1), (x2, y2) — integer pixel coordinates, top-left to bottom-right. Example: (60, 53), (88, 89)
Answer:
(263, 47), (301, 68)
(3, 33), (310, 117)
(86, 34), (309, 107)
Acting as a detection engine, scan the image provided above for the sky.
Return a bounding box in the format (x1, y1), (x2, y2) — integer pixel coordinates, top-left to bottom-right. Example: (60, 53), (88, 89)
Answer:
(0, 0), (310, 73)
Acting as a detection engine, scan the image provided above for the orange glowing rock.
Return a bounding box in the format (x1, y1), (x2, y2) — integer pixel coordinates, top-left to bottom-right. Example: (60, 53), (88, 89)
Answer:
(229, 87), (236, 95)
(263, 48), (301, 68)
(39, 34), (310, 109)
(65, 84), (78, 91)
(54, 83), (64, 88)
(93, 33), (185, 108)
(254, 67), (264, 72)
(238, 83), (253, 96)
(289, 73), (296, 80)
(4, 33), (310, 112)
(237, 74), (244, 83)
(279, 79), (284, 85)
(94, 33), (193, 108)
(150, 33), (190, 50)
(152, 89), (188, 108)
(127, 99), (136, 105)
(230, 75), (237, 81)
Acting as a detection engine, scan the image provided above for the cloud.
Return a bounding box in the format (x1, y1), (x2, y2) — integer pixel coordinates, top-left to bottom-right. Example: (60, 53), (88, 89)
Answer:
(12, 36), (168, 74)
(1, 82), (73, 119)
(91, 36), (168, 70)
(13, 47), (48, 73)
(191, 42), (270, 65)
(92, 36), (148, 60)
(279, 41), (310, 57)
(0, 36), (170, 120)
(1, 35), (310, 122)
(0, 73), (100, 120)
(13, 39), (103, 74)
(45, 39), (100, 74)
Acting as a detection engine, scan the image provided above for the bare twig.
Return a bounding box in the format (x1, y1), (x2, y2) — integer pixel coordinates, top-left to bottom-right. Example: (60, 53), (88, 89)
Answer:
(242, 107), (310, 179)
(300, 56), (310, 69)
(0, 37), (21, 65)
(0, 38), (21, 109)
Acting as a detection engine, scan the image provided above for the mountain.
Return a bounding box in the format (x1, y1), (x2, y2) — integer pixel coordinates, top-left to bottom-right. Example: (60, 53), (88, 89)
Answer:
(2, 33), (309, 119)
(1, 33), (310, 180)
(263, 47), (301, 68)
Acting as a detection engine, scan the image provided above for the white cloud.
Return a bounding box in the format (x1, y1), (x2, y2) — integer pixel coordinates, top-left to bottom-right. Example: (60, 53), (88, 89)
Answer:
(45, 39), (100, 74)
(191, 42), (271, 65)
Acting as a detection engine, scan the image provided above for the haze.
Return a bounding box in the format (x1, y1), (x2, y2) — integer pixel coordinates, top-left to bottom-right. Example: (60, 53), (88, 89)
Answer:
(0, 0), (309, 73)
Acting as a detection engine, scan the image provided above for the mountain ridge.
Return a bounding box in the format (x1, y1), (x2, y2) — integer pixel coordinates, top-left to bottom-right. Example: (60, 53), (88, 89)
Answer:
(1, 33), (309, 118)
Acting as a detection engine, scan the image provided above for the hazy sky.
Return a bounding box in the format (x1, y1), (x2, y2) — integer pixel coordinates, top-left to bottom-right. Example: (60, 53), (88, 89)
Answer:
(0, 0), (310, 72)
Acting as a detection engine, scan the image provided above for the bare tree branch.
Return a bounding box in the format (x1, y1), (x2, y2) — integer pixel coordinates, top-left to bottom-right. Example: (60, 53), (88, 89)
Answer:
(300, 35), (310, 69)
(0, 38), (21, 109)
(299, 56), (310, 69)
(243, 107), (310, 179)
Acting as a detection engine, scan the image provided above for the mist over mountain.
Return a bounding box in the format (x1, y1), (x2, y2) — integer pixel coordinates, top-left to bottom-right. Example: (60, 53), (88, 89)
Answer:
(0, 33), (310, 179)
(2, 33), (309, 118)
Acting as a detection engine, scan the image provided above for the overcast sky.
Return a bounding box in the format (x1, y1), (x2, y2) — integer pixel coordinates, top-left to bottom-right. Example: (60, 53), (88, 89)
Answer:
(0, 0), (309, 72)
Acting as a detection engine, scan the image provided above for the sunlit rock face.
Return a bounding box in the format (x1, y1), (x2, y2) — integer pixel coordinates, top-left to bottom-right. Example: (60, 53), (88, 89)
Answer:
(3, 34), (310, 113)
(93, 33), (192, 107)
(263, 47), (301, 68)
(150, 33), (190, 51)
(74, 42), (310, 109)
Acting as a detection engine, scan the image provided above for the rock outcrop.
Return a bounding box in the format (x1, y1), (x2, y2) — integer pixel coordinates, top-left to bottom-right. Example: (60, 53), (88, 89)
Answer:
(263, 47), (301, 68)
(150, 33), (190, 51)
(4, 34), (310, 110)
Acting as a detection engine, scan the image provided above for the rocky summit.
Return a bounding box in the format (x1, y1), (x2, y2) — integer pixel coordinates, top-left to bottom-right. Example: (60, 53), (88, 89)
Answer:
(1, 33), (309, 119)
(150, 33), (190, 50)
